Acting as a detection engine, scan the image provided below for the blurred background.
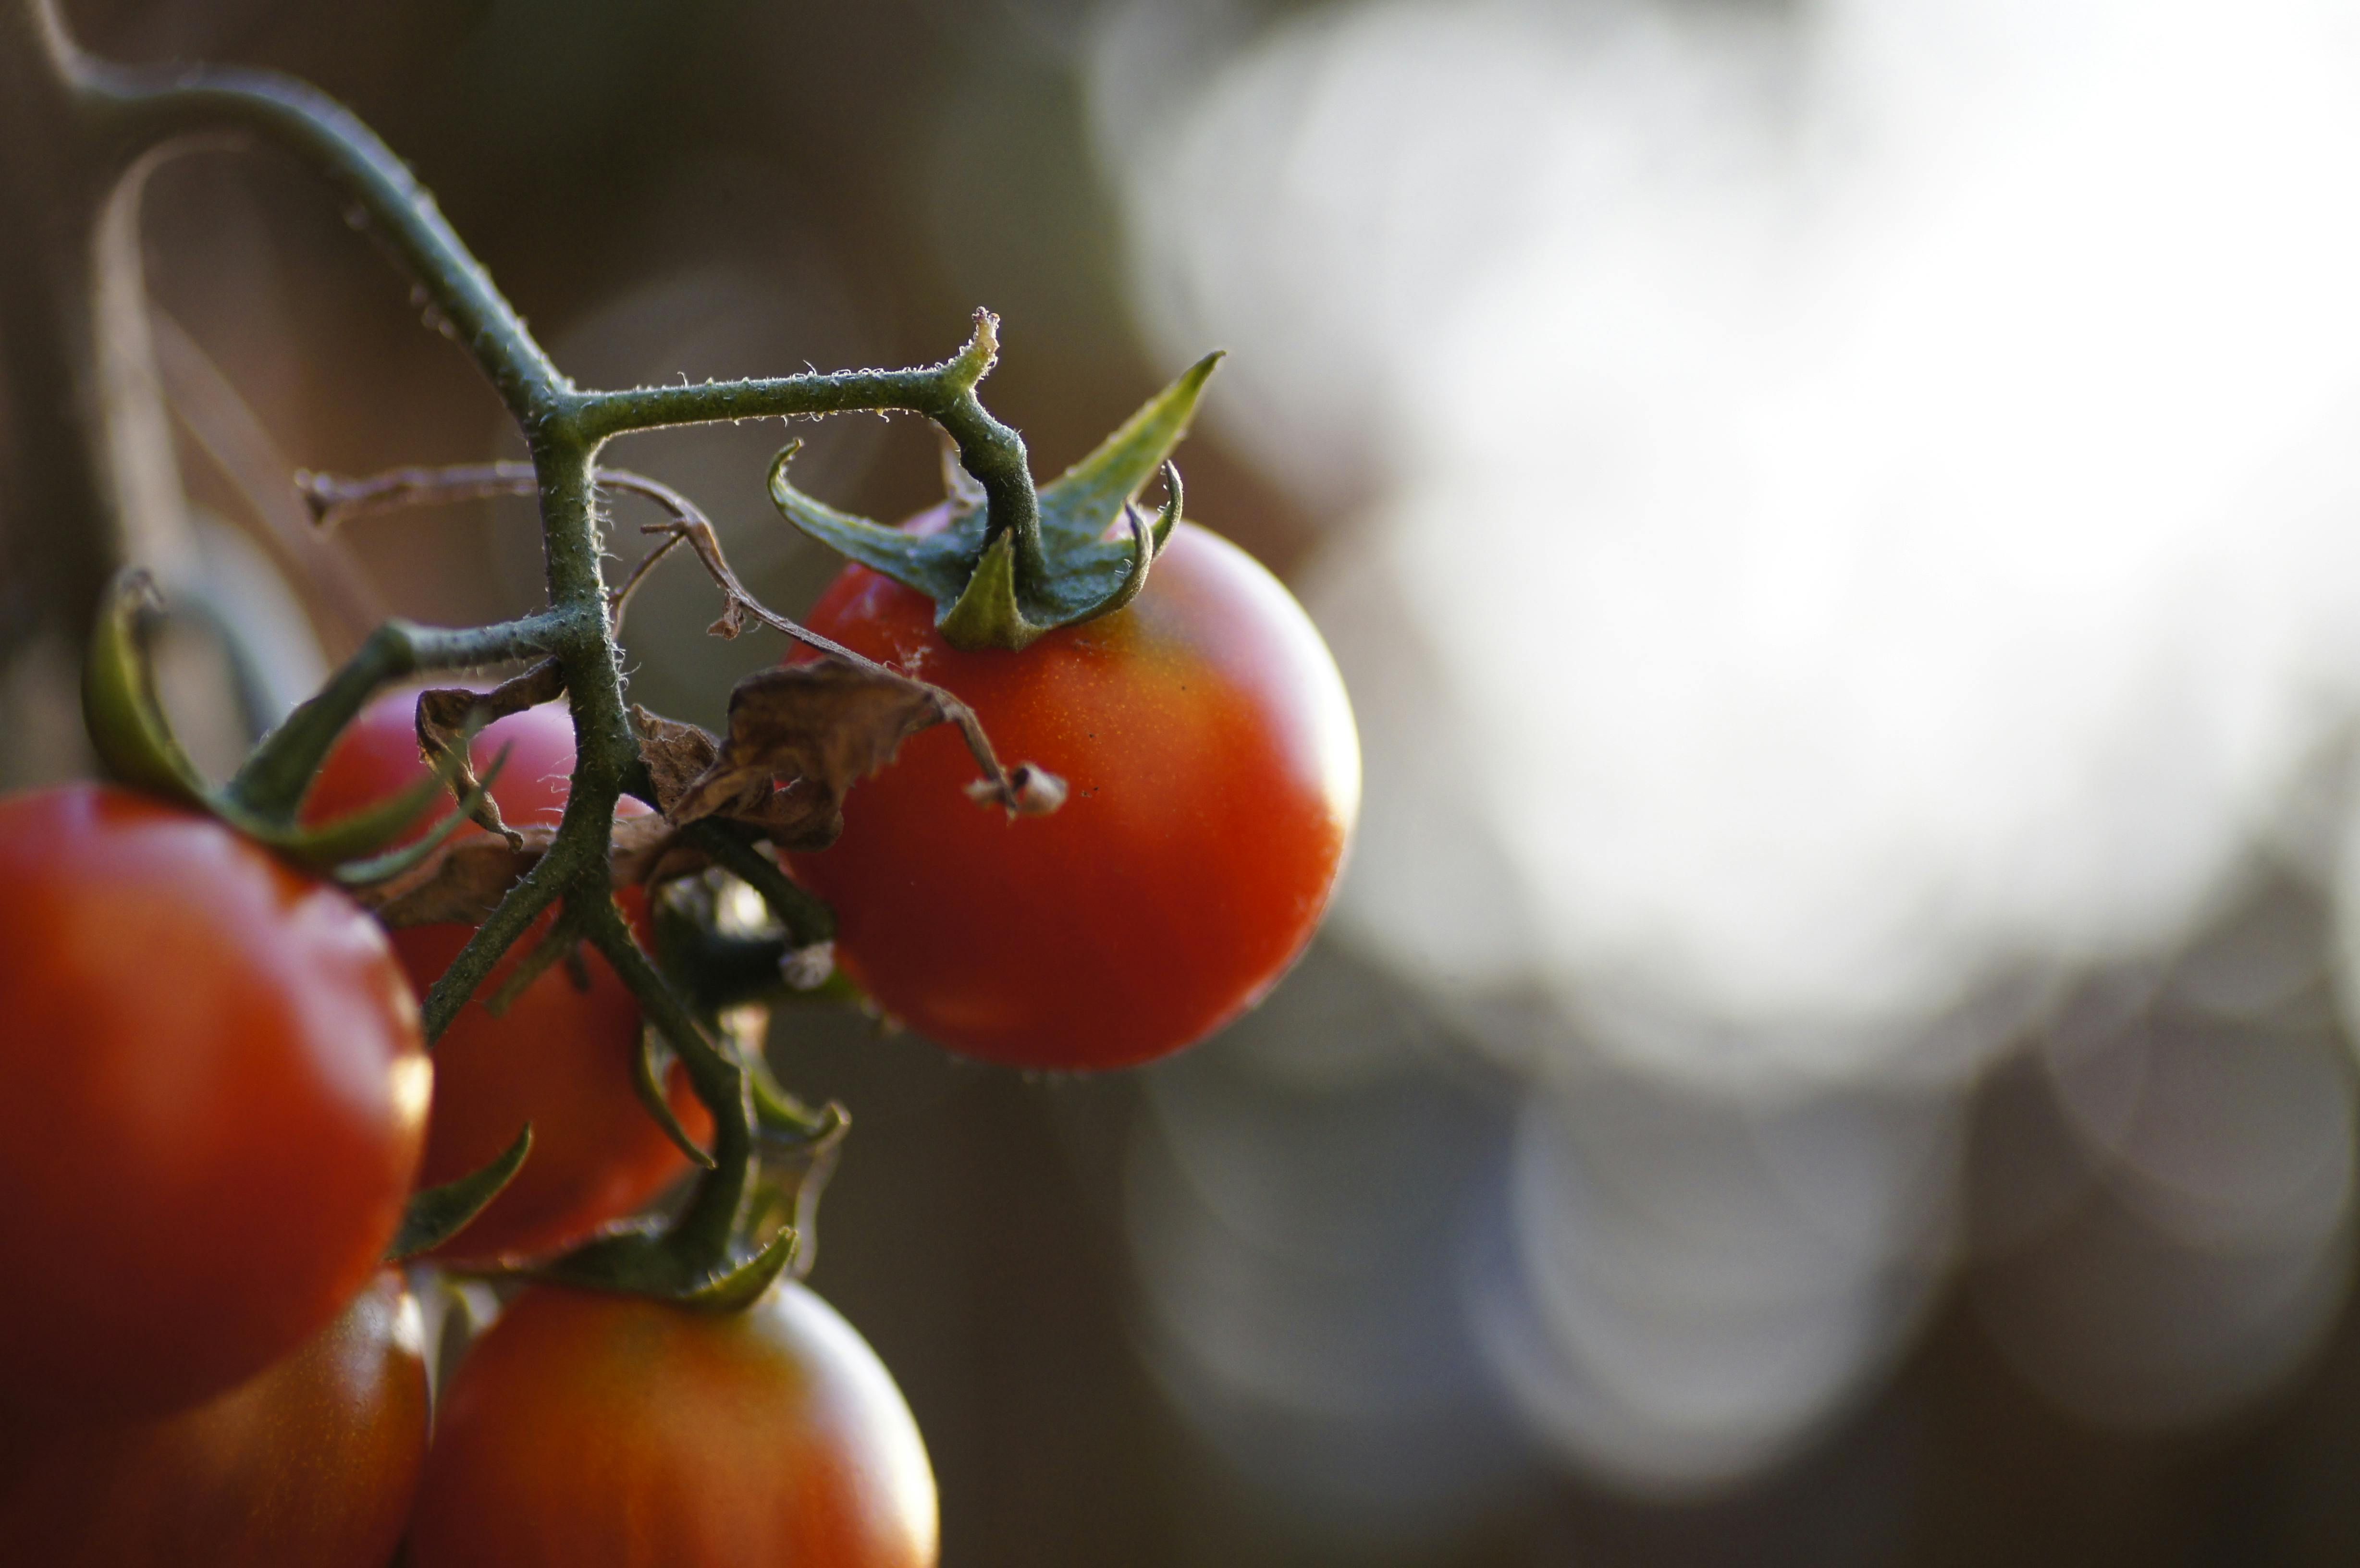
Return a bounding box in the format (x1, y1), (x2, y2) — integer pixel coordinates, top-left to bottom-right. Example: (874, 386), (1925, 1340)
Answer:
(15, 0), (2360, 1560)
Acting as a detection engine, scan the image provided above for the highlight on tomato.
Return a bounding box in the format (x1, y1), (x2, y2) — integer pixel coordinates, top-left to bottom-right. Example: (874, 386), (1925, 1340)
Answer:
(0, 1269), (430, 1566)
(0, 784), (429, 1421)
(787, 518), (1361, 1071)
(304, 690), (713, 1262)
(407, 1280), (939, 1568)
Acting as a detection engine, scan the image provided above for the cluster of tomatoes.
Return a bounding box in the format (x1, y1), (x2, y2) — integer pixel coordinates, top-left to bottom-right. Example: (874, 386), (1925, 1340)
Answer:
(0, 520), (1356, 1564)
(0, 702), (936, 1565)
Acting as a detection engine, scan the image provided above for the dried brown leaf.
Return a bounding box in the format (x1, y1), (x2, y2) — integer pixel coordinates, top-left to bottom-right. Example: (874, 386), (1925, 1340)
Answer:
(668, 657), (955, 851)
(352, 812), (685, 927)
(630, 705), (724, 817)
(415, 661), (566, 846)
(355, 826), (551, 927)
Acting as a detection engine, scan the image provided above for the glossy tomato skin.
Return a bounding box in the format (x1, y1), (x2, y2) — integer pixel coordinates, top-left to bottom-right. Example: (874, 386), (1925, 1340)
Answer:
(0, 785), (428, 1420)
(304, 694), (711, 1263)
(408, 1282), (938, 1568)
(789, 520), (1360, 1069)
(0, 1269), (430, 1566)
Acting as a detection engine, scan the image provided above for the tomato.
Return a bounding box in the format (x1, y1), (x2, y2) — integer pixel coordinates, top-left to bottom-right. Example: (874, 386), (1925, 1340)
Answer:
(408, 1281), (937, 1567)
(787, 520), (1360, 1069)
(305, 692), (713, 1263)
(0, 1269), (429, 1565)
(0, 785), (427, 1419)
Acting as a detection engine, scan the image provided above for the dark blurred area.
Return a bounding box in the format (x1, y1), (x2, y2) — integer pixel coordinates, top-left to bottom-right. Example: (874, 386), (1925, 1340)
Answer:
(17, 0), (2360, 1563)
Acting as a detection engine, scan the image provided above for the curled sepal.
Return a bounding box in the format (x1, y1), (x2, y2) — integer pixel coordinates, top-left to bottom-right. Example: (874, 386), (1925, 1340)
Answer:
(633, 1031), (719, 1170)
(527, 1223), (800, 1314)
(744, 1087), (848, 1281)
(387, 1123), (534, 1261)
(766, 354), (1218, 651)
(768, 443), (979, 607)
(748, 1048), (841, 1143)
(677, 1225), (801, 1314)
(81, 568), (210, 807)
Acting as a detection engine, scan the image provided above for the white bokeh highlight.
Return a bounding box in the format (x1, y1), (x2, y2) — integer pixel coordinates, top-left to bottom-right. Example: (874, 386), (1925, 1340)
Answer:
(1092, 0), (2360, 1498)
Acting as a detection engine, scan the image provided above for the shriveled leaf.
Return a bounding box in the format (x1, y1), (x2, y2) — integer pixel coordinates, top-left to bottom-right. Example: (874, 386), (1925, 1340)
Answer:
(630, 705), (722, 816)
(608, 811), (692, 886)
(668, 658), (959, 851)
(353, 827), (551, 927)
(414, 661), (565, 846)
(345, 790), (683, 928)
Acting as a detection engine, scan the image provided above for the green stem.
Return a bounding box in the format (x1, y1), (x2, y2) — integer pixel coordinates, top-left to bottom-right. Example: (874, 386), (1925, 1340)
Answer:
(229, 610), (572, 818)
(55, 38), (567, 425)
(572, 313), (1045, 579)
(682, 819), (835, 948)
(22, 0), (910, 1294)
(581, 897), (753, 1272)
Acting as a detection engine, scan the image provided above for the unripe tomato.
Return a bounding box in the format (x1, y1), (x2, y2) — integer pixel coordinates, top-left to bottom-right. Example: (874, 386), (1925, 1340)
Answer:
(408, 1282), (938, 1568)
(0, 1270), (430, 1565)
(0, 785), (428, 1419)
(788, 521), (1360, 1069)
(306, 693), (712, 1263)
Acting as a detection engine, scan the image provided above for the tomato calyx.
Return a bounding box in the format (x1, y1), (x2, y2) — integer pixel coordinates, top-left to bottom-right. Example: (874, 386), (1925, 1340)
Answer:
(768, 321), (1222, 651)
(522, 1040), (849, 1313)
(82, 568), (507, 883)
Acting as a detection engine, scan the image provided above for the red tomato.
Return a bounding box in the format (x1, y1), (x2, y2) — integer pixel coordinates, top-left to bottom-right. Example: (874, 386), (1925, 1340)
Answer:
(0, 785), (427, 1419)
(408, 1282), (938, 1568)
(788, 520), (1360, 1069)
(305, 692), (712, 1263)
(0, 1269), (429, 1565)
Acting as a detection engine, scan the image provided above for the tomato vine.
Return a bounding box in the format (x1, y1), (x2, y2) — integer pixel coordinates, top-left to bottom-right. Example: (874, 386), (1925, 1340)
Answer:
(6, 0), (1079, 1302)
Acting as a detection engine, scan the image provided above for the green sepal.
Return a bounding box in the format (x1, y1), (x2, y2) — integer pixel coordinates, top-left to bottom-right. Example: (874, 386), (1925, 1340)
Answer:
(526, 1221), (800, 1314)
(748, 1052), (841, 1143)
(386, 1123), (533, 1261)
(633, 1031), (719, 1169)
(1034, 352), (1218, 550)
(767, 354), (1218, 650)
(82, 568), (211, 808)
(677, 1225), (800, 1313)
(767, 441), (978, 606)
(81, 569), (506, 880)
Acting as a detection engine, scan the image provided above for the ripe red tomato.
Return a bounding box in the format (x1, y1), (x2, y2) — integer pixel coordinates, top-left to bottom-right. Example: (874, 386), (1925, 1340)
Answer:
(0, 1269), (429, 1565)
(788, 520), (1360, 1069)
(0, 785), (428, 1419)
(407, 1282), (938, 1568)
(305, 692), (712, 1263)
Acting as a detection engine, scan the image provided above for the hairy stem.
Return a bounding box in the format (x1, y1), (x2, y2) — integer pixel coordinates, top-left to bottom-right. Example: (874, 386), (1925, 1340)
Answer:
(19, 0), (1057, 1290)
(229, 610), (572, 818)
(581, 897), (753, 1271)
(574, 311), (1045, 580)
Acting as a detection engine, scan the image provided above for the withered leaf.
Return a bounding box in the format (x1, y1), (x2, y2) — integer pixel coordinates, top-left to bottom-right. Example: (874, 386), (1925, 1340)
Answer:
(414, 660), (567, 846)
(352, 813), (682, 927)
(355, 825), (551, 927)
(630, 704), (724, 817)
(668, 657), (956, 851)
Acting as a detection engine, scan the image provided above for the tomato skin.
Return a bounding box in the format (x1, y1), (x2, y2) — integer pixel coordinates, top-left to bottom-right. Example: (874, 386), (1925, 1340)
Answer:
(305, 694), (712, 1264)
(0, 1269), (429, 1566)
(788, 520), (1360, 1069)
(408, 1282), (938, 1568)
(0, 785), (427, 1421)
